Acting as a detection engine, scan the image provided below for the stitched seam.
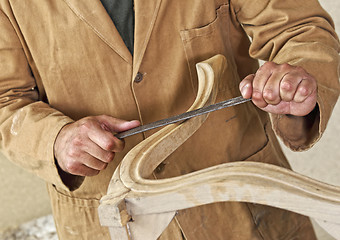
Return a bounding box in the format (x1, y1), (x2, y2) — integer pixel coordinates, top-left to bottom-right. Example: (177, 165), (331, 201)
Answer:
(179, 32), (196, 96)
(62, 0), (131, 65)
(180, 5), (229, 42)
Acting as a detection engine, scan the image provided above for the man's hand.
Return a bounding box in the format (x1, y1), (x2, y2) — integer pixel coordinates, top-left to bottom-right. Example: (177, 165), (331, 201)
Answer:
(54, 115), (140, 177)
(239, 62), (317, 116)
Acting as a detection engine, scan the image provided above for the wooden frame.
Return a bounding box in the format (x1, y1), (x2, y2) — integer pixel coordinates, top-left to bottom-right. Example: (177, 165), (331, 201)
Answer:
(98, 55), (340, 240)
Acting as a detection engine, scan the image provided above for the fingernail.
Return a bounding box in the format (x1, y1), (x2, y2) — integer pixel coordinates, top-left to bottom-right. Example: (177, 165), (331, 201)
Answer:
(130, 120), (140, 125)
(241, 84), (249, 97)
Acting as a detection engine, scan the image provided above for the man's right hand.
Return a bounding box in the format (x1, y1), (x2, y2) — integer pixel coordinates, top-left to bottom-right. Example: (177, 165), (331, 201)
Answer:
(54, 115), (140, 177)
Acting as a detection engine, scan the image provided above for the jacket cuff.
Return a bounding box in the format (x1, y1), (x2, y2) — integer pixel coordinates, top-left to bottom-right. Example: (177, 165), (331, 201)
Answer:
(51, 120), (86, 191)
(271, 83), (339, 151)
(270, 105), (320, 151)
(44, 117), (84, 191)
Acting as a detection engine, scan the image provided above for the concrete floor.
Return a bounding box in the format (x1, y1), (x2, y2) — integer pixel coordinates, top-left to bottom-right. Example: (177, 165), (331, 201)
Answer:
(0, 215), (57, 240)
(0, 0), (339, 239)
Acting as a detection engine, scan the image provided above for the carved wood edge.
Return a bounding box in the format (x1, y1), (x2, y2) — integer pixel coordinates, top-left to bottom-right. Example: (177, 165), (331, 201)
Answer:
(98, 55), (340, 240)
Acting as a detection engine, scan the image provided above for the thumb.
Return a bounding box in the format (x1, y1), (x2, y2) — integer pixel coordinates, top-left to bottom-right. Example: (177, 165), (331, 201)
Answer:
(239, 74), (254, 99)
(97, 115), (140, 133)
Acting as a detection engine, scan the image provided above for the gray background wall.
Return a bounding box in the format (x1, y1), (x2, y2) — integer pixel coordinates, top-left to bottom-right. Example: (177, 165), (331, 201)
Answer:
(0, 0), (339, 239)
(0, 154), (51, 228)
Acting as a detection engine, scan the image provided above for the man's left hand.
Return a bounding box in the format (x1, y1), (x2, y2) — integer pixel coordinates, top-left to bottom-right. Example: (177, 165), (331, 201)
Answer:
(239, 62), (317, 116)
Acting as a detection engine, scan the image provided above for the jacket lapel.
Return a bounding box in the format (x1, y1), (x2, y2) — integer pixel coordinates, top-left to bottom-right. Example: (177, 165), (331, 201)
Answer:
(63, 0), (133, 64)
(133, 0), (163, 76)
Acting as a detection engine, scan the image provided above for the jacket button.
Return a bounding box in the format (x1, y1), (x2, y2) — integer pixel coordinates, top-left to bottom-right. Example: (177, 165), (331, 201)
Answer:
(134, 72), (143, 83)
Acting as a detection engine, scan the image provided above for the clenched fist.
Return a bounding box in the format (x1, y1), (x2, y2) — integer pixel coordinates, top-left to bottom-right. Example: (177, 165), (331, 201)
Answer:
(54, 115), (140, 177)
(239, 62), (317, 116)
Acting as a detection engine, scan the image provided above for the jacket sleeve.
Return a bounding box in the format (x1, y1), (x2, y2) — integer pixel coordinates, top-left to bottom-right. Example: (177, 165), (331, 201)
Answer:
(230, 0), (340, 151)
(0, 8), (77, 191)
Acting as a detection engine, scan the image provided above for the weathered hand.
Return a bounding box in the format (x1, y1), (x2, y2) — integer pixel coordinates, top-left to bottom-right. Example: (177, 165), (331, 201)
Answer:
(54, 115), (140, 176)
(239, 62), (317, 116)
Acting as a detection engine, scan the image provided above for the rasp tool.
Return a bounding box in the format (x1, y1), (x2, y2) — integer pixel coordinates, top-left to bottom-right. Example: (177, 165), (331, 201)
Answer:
(115, 96), (251, 139)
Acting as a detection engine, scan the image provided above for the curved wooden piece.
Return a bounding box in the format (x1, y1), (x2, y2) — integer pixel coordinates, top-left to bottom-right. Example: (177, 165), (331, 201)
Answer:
(99, 55), (340, 240)
(99, 54), (226, 239)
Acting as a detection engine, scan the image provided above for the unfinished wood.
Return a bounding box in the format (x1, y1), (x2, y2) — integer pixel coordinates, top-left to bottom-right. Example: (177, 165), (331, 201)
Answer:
(99, 55), (340, 240)
(99, 54), (225, 239)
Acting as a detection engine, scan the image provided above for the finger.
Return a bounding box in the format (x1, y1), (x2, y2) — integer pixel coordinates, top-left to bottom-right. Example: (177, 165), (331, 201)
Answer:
(83, 168), (101, 177)
(263, 64), (293, 105)
(81, 153), (109, 171)
(82, 139), (116, 163)
(279, 72), (302, 102)
(262, 70), (285, 105)
(62, 158), (100, 176)
(77, 165), (100, 176)
(252, 62), (277, 108)
(87, 122), (125, 152)
(239, 74), (254, 99)
(293, 78), (316, 103)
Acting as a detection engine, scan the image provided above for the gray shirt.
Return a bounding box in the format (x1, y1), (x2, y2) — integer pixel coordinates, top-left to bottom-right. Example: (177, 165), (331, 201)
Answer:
(100, 0), (134, 55)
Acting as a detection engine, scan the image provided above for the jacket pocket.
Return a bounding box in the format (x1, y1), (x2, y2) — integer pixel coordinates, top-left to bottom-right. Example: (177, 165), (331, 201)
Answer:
(47, 185), (110, 239)
(180, 4), (239, 94)
(180, 3), (270, 166)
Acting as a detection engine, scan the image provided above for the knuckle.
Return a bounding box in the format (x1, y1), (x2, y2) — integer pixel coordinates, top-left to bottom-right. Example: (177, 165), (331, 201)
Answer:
(261, 62), (276, 71)
(263, 90), (277, 101)
(103, 139), (115, 151)
(280, 63), (291, 71)
(71, 136), (83, 147)
(251, 91), (268, 108)
(281, 80), (294, 92)
(65, 160), (78, 174)
(79, 120), (94, 132)
(252, 91), (263, 101)
(263, 89), (280, 104)
(68, 147), (80, 158)
(298, 86), (309, 96)
(295, 66), (306, 73)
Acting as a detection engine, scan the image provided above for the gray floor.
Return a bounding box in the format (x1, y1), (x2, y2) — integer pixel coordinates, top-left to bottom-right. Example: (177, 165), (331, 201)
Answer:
(0, 215), (57, 240)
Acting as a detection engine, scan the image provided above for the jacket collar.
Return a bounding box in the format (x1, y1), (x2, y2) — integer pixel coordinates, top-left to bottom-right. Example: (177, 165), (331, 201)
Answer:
(63, 0), (132, 64)
(133, 0), (162, 76)
(63, 0), (163, 73)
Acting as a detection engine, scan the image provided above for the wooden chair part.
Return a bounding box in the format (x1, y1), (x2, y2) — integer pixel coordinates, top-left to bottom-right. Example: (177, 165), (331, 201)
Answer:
(98, 55), (340, 240)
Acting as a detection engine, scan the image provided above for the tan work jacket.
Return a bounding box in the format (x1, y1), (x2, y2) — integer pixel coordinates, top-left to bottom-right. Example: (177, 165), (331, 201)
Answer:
(0, 0), (339, 239)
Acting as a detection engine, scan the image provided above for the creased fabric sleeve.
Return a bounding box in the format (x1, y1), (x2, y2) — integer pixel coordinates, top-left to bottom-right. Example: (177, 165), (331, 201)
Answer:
(231, 0), (340, 151)
(0, 9), (75, 191)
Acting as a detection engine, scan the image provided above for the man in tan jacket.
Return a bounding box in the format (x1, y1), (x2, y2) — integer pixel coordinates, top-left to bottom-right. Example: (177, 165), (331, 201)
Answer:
(0, 0), (339, 239)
